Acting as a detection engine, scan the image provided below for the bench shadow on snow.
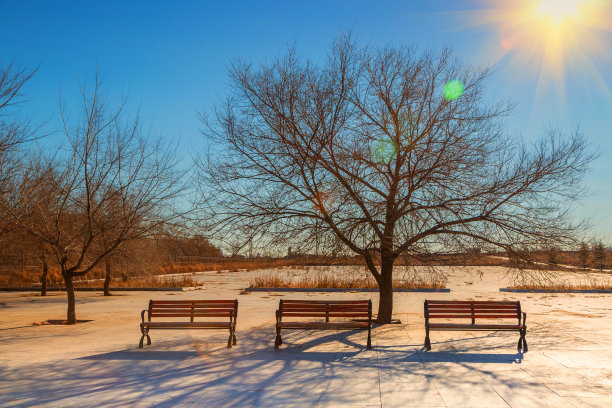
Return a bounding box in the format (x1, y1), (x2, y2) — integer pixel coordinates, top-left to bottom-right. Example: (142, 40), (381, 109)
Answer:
(2, 326), (524, 407)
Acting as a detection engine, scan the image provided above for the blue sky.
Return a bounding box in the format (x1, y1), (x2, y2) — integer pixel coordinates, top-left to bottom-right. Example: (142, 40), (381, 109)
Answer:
(1, 0), (611, 241)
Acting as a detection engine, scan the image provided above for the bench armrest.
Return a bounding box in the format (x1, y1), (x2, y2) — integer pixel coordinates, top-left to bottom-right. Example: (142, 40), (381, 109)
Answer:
(275, 309), (282, 323)
(522, 311), (527, 325)
(141, 309), (149, 323)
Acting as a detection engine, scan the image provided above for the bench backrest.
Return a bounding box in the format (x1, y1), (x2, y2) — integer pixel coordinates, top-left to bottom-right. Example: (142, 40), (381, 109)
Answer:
(425, 300), (521, 324)
(148, 300), (238, 322)
(278, 299), (372, 321)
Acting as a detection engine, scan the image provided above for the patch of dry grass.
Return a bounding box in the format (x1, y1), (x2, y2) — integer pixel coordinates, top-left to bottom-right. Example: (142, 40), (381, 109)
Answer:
(160, 258), (302, 274)
(509, 283), (612, 291)
(89, 275), (200, 288)
(250, 271), (446, 289)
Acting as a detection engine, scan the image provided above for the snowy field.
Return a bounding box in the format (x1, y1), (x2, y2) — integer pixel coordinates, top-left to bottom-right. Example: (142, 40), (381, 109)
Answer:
(1, 266), (611, 407)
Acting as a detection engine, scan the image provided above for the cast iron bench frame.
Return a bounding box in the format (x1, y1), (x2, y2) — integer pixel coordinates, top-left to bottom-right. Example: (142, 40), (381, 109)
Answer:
(139, 299), (238, 348)
(275, 299), (372, 349)
(424, 300), (527, 352)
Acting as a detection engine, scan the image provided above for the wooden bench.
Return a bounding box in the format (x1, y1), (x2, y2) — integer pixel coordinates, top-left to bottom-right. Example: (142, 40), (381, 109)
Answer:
(275, 299), (372, 349)
(139, 299), (238, 348)
(424, 300), (527, 352)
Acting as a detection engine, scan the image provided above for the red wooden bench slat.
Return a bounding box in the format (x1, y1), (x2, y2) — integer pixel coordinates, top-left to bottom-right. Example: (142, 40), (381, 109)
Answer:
(281, 307), (370, 310)
(429, 323), (524, 330)
(427, 299), (518, 303)
(150, 302), (236, 306)
(427, 304), (518, 309)
(281, 300), (369, 303)
(150, 313), (233, 318)
(429, 309), (518, 315)
(151, 300), (236, 303)
(142, 322), (231, 328)
(279, 322), (370, 329)
(281, 312), (369, 318)
(427, 314), (520, 319)
(149, 309), (235, 313)
(429, 309), (518, 316)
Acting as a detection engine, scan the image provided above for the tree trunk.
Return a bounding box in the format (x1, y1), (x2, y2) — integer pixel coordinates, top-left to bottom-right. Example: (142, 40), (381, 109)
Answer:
(40, 255), (48, 296)
(376, 254), (394, 324)
(104, 260), (112, 296)
(62, 270), (77, 324)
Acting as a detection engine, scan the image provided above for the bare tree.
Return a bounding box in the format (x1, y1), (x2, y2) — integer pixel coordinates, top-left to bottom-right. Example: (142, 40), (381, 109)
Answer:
(4, 74), (187, 323)
(198, 36), (595, 323)
(0, 61), (37, 194)
(592, 240), (606, 271)
(578, 241), (589, 269)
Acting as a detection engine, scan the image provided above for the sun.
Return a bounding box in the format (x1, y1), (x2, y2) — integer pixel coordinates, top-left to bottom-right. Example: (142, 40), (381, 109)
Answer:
(455, 0), (612, 113)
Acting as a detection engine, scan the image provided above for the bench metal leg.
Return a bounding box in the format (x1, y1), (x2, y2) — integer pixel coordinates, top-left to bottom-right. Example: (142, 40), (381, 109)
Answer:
(517, 328), (528, 352)
(367, 328), (372, 350)
(424, 328), (431, 351)
(139, 327), (151, 348)
(226, 325), (237, 348)
(274, 325), (282, 349)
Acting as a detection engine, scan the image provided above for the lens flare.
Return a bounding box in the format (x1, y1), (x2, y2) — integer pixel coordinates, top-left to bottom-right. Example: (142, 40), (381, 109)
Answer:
(370, 138), (398, 165)
(443, 80), (465, 101)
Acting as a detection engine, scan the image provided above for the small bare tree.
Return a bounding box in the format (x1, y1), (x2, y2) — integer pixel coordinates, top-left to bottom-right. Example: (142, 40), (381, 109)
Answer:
(592, 241), (606, 271)
(4, 75), (186, 323)
(578, 241), (589, 269)
(198, 36), (595, 323)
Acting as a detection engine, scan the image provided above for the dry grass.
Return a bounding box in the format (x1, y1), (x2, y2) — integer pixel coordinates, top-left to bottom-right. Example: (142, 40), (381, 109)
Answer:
(509, 283), (612, 291)
(250, 271), (446, 289)
(77, 275), (200, 288)
(0, 271), (199, 289)
(160, 258), (302, 274)
(0, 268), (63, 287)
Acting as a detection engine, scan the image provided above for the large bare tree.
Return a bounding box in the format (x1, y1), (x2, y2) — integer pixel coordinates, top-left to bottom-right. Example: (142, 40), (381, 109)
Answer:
(198, 36), (595, 323)
(4, 75), (187, 323)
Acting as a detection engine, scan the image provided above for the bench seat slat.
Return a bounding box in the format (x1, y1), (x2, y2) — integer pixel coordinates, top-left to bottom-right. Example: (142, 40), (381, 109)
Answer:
(427, 300), (517, 304)
(151, 300), (236, 304)
(427, 314), (519, 319)
(150, 313), (233, 318)
(280, 312), (369, 318)
(429, 323), (524, 330)
(278, 322), (369, 329)
(281, 300), (369, 304)
(150, 304), (236, 309)
(428, 305), (519, 310)
(142, 322), (231, 328)
(281, 307), (369, 311)
(150, 309), (233, 313)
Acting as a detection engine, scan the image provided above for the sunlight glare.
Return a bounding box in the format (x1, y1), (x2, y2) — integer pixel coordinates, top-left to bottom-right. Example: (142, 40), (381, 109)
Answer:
(455, 0), (612, 111)
(536, 0), (587, 24)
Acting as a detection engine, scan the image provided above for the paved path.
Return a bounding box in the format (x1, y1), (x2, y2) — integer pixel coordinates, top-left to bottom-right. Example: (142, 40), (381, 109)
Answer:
(1, 266), (611, 407)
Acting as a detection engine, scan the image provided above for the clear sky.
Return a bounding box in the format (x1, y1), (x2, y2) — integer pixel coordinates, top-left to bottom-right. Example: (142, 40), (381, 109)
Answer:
(1, 0), (611, 241)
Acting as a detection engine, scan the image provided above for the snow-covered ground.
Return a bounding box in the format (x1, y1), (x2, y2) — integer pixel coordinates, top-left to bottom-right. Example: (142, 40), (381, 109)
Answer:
(1, 266), (611, 407)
